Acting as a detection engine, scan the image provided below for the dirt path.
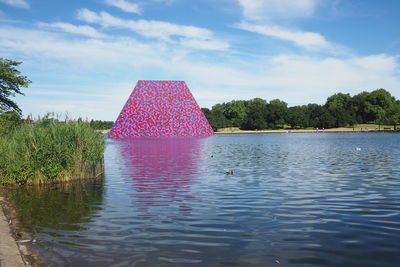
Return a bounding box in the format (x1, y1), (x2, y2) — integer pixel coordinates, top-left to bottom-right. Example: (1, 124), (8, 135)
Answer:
(0, 196), (25, 267)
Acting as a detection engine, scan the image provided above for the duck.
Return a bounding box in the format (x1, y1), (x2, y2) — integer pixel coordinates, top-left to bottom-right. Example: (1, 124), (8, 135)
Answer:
(225, 170), (234, 175)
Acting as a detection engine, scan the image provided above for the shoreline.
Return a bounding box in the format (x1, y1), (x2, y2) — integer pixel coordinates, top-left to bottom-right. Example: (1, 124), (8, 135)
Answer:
(0, 188), (42, 267)
(0, 194), (29, 266)
(215, 128), (398, 134)
(99, 128), (398, 135)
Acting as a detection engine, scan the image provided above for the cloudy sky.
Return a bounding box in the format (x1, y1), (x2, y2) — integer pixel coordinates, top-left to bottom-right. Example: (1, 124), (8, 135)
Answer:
(1, 0), (399, 120)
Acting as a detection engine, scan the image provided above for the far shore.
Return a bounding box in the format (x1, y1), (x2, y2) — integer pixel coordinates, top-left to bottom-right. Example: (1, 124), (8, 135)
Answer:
(216, 127), (399, 134)
(99, 127), (398, 135)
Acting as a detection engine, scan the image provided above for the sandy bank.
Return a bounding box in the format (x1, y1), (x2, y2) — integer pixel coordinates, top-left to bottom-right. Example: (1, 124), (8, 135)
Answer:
(0, 196), (25, 267)
(215, 127), (398, 134)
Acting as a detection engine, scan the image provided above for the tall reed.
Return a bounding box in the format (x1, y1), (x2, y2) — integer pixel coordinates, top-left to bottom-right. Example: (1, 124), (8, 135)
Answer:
(0, 119), (105, 185)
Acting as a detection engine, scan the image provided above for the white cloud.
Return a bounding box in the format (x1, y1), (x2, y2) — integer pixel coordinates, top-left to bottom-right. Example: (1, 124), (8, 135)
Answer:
(0, 26), (169, 67)
(180, 38), (229, 51)
(237, 0), (319, 21)
(77, 8), (229, 50)
(77, 9), (211, 41)
(266, 54), (400, 103)
(0, 0), (29, 9)
(105, 0), (140, 14)
(37, 22), (106, 38)
(2, 25), (399, 119)
(236, 21), (332, 51)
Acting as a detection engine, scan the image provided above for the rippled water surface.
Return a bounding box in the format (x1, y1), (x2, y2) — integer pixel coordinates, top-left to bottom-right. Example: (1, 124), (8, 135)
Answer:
(11, 133), (400, 266)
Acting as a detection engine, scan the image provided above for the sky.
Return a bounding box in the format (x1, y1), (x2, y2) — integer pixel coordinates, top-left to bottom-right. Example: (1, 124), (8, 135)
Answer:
(1, 0), (400, 120)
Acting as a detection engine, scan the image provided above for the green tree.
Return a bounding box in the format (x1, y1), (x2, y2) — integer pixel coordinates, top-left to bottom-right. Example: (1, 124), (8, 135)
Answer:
(386, 100), (400, 130)
(352, 91), (370, 123)
(0, 111), (22, 135)
(325, 93), (355, 127)
(240, 98), (267, 130)
(365, 89), (395, 128)
(0, 58), (31, 114)
(307, 104), (336, 129)
(223, 100), (247, 127)
(208, 103), (228, 130)
(265, 99), (288, 128)
(287, 105), (309, 128)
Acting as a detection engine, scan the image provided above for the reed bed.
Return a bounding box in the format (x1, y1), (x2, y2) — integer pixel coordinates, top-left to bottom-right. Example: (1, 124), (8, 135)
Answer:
(0, 119), (105, 185)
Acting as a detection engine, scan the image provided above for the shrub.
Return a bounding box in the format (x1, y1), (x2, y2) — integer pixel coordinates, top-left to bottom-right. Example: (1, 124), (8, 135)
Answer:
(0, 119), (105, 185)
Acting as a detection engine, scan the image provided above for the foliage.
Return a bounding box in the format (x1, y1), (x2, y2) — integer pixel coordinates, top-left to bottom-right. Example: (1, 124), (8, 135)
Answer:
(325, 93), (356, 127)
(205, 104), (229, 130)
(386, 100), (400, 130)
(0, 111), (22, 135)
(0, 58), (31, 114)
(287, 105), (309, 129)
(202, 88), (400, 131)
(89, 120), (114, 130)
(240, 98), (268, 130)
(0, 119), (105, 185)
(265, 99), (288, 128)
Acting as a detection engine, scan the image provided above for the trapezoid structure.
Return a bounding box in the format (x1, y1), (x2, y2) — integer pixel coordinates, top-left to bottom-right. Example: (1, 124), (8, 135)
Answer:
(108, 80), (215, 138)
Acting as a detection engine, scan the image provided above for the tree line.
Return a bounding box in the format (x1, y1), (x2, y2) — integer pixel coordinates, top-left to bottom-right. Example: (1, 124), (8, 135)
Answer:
(1, 58), (399, 132)
(202, 89), (400, 131)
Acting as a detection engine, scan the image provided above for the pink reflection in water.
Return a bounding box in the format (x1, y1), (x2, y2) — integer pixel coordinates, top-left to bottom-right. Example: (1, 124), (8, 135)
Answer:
(116, 137), (207, 217)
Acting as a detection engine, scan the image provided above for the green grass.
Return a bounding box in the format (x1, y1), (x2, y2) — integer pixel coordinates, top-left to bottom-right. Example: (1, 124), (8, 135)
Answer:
(0, 119), (105, 185)
(351, 124), (395, 130)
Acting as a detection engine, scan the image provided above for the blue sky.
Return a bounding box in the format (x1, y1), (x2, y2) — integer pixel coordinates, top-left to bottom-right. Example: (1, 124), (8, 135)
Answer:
(1, 0), (399, 120)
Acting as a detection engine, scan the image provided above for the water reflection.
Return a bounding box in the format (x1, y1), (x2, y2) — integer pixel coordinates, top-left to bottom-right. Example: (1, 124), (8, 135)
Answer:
(9, 179), (104, 237)
(116, 137), (206, 217)
(7, 133), (400, 266)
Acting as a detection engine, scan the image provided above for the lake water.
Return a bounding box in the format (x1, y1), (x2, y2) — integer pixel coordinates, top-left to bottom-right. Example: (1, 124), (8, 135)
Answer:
(10, 133), (400, 266)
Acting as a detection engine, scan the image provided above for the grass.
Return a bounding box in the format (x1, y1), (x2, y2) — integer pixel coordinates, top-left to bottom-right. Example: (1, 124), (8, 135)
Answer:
(217, 124), (397, 133)
(0, 119), (105, 185)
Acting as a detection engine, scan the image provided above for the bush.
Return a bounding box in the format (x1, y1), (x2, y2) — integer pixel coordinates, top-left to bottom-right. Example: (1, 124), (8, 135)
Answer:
(0, 119), (105, 185)
(0, 111), (22, 136)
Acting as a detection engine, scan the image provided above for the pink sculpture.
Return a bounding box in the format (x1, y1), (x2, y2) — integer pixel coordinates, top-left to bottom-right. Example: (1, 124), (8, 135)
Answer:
(108, 80), (214, 138)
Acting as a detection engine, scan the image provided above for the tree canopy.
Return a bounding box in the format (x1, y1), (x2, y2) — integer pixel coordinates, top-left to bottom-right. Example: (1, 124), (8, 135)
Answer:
(203, 89), (400, 131)
(0, 58), (30, 114)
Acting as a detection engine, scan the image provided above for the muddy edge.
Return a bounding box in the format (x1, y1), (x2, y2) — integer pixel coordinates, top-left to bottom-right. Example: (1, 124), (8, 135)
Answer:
(0, 188), (41, 267)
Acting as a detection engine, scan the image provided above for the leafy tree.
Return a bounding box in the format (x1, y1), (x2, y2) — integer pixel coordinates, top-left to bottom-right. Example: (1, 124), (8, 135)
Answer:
(307, 104), (323, 128)
(287, 105), (309, 128)
(386, 100), (400, 130)
(240, 98), (267, 130)
(325, 93), (355, 127)
(318, 109), (336, 129)
(223, 100), (247, 127)
(208, 103), (228, 130)
(352, 91), (370, 123)
(265, 99), (288, 128)
(89, 120), (114, 130)
(202, 88), (399, 131)
(365, 89), (395, 128)
(0, 58), (31, 114)
(0, 111), (22, 135)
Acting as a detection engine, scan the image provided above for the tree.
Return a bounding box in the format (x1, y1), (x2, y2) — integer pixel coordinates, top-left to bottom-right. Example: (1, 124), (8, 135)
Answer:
(0, 58), (31, 114)
(240, 98), (267, 130)
(265, 99), (288, 128)
(287, 105), (309, 128)
(365, 89), (395, 128)
(386, 100), (400, 130)
(325, 93), (355, 127)
(0, 111), (22, 135)
(208, 104), (228, 130)
(223, 100), (247, 127)
(352, 91), (370, 123)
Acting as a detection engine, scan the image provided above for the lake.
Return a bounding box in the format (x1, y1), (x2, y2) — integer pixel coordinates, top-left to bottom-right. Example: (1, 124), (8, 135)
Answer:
(10, 133), (400, 266)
